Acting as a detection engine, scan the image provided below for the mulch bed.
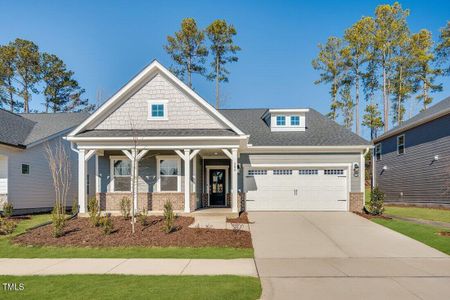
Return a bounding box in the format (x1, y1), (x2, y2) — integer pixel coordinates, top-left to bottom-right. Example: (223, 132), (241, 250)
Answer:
(227, 212), (251, 224)
(353, 211), (392, 220)
(438, 231), (450, 237)
(13, 216), (252, 249)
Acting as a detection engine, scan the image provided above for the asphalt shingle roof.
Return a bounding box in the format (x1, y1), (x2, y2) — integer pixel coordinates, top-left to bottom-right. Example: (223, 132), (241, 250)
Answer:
(219, 108), (370, 146)
(76, 129), (238, 137)
(377, 96), (450, 140)
(0, 109), (90, 148)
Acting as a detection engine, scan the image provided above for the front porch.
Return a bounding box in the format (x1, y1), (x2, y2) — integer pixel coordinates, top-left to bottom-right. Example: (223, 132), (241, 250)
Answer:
(77, 146), (243, 217)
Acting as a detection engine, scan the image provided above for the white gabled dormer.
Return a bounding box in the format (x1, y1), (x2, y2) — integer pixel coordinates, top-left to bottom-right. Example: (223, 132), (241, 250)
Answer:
(263, 109), (309, 132)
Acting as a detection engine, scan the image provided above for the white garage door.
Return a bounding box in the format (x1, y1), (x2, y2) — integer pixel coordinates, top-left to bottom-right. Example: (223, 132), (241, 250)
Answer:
(244, 167), (348, 211)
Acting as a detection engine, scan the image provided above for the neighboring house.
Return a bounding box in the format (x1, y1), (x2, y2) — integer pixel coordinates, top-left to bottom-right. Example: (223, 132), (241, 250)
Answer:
(0, 110), (92, 214)
(373, 97), (450, 207)
(67, 60), (370, 216)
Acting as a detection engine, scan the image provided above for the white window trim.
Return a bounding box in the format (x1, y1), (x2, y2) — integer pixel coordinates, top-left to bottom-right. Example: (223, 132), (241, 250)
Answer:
(375, 143), (382, 161)
(147, 100), (168, 121)
(156, 155), (181, 192)
(110, 155), (132, 192)
(276, 115), (286, 126)
(290, 115), (300, 126)
(397, 134), (405, 155)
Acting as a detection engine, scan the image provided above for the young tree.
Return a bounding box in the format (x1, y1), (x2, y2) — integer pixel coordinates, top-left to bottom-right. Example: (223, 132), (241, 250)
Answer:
(0, 45), (19, 111)
(11, 39), (41, 113)
(206, 19), (241, 109)
(41, 53), (92, 112)
(372, 2), (410, 132)
(312, 36), (345, 121)
(343, 16), (374, 135)
(362, 103), (384, 140)
(339, 82), (354, 129)
(436, 21), (450, 75)
(409, 29), (442, 111)
(164, 18), (208, 88)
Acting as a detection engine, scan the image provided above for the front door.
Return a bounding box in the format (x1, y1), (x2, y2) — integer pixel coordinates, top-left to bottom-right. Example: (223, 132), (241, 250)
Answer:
(209, 169), (226, 206)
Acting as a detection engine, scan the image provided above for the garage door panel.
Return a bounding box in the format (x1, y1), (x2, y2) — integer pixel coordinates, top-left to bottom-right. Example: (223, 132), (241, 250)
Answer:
(245, 167), (348, 211)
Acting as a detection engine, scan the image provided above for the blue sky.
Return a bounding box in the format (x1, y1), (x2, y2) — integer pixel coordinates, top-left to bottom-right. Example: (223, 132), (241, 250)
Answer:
(1, 0), (449, 137)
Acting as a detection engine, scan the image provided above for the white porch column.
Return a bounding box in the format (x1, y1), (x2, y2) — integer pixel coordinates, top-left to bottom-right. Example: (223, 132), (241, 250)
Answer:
(78, 149), (87, 214)
(184, 149), (191, 213)
(231, 148), (238, 213)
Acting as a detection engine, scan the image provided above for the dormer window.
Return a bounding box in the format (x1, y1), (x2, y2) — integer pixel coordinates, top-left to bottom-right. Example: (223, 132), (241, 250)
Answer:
(265, 109), (309, 132)
(276, 116), (286, 126)
(148, 100), (168, 120)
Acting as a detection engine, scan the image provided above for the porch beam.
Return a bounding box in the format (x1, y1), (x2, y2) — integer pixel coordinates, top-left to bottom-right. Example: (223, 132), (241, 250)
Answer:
(78, 149), (87, 214)
(221, 149), (232, 160)
(231, 148), (238, 213)
(183, 149), (191, 213)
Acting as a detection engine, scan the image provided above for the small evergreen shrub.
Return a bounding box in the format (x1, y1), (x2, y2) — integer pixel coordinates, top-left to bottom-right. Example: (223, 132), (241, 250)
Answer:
(88, 196), (101, 227)
(99, 213), (114, 235)
(120, 197), (131, 220)
(162, 201), (175, 234)
(51, 204), (66, 238)
(138, 207), (148, 226)
(71, 198), (79, 215)
(0, 217), (16, 235)
(2, 203), (13, 218)
(367, 186), (385, 215)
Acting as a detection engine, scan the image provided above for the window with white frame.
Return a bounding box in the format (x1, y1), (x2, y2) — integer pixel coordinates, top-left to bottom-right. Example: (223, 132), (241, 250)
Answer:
(248, 169), (267, 176)
(276, 115), (286, 126)
(397, 135), (405, 155)
(148, 100), (168, 120)
(290, 115), (300, 126)
(299, 169), (318, 175)
(375, 143), (382, 161)
(273, 169), (292, 175)
(112, 158), (131, 192)
(158, 158), (180, 192)
(21, 164), (30, 175)
(324, 169), (344, 175)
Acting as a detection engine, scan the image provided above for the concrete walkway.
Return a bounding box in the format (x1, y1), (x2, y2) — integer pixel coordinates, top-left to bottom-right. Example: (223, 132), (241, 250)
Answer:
(0, 258), (258, 277)
(249, 212), (450, 300)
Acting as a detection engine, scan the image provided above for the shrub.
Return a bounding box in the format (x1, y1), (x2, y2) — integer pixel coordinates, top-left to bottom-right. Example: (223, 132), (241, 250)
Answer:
(99, 213), (114, 235)
(162, 201), (175, 234)
(2, 203), (13, 218)
(0, 217), (16, 235)
(71, 198), (79, 215)
(51, 204), (66, 238)
(120, 197), (131, 220)
(138, 207), (148, 226)
(88, 196), (101, 227)
(367, 186), (385, 215)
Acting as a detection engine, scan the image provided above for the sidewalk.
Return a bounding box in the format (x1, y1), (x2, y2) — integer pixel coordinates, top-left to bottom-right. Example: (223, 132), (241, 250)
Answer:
(0, 258), (258, 277)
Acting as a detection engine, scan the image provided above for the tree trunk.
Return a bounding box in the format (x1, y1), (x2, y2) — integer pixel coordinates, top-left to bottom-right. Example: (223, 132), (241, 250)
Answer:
(397, 66), (402, 125)
(215, 56), (220, 109)
(382, 66), (388, 132)
(8, 78), (14, 112)
(187, 58), (192, 88)
(355, 74), (360, 135)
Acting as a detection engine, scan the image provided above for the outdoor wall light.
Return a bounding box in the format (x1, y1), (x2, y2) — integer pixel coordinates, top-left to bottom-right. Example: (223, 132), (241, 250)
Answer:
(434, 155), (439, 161)
(382, 165), (388, 170)
(353, 163), (360, 177)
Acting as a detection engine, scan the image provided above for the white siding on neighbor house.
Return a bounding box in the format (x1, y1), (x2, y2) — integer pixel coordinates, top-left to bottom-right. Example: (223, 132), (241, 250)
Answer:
(0, 155), (7, 194)
(0, 137), (92, 210)
(95, 73), (227, 130)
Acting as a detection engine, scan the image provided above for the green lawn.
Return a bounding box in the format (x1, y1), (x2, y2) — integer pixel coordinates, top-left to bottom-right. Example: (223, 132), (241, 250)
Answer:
(384, 206), (450, 223)
(0, 215), (253, 259)
(0, 275), (261, 300)
(372, 218), (450, 255)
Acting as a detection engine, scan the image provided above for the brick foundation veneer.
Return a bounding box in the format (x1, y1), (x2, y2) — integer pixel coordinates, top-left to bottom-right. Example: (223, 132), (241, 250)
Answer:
(97, 192), (196, 212)
(349, 192), (364, 212)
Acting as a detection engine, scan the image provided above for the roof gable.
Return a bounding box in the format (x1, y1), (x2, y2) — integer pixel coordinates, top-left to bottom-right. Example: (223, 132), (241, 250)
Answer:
(69, 61), (244, 137)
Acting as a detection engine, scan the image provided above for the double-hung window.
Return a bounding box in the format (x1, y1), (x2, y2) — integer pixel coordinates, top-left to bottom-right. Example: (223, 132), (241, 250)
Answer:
(158, 158), (180, 192)
(276, 115), (286, 126)
(290, 115), (300, 126)
(375, 144), (382, 161)
(112, 158), (131, 192)
(397, 135), (405, 155)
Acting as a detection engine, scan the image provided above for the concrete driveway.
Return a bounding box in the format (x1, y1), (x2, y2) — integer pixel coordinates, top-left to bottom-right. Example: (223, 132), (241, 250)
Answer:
(249, 212), (450, 300)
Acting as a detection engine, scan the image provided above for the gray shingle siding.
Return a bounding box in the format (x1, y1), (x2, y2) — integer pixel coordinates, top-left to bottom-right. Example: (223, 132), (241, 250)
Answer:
(375, 114), (450, 206)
